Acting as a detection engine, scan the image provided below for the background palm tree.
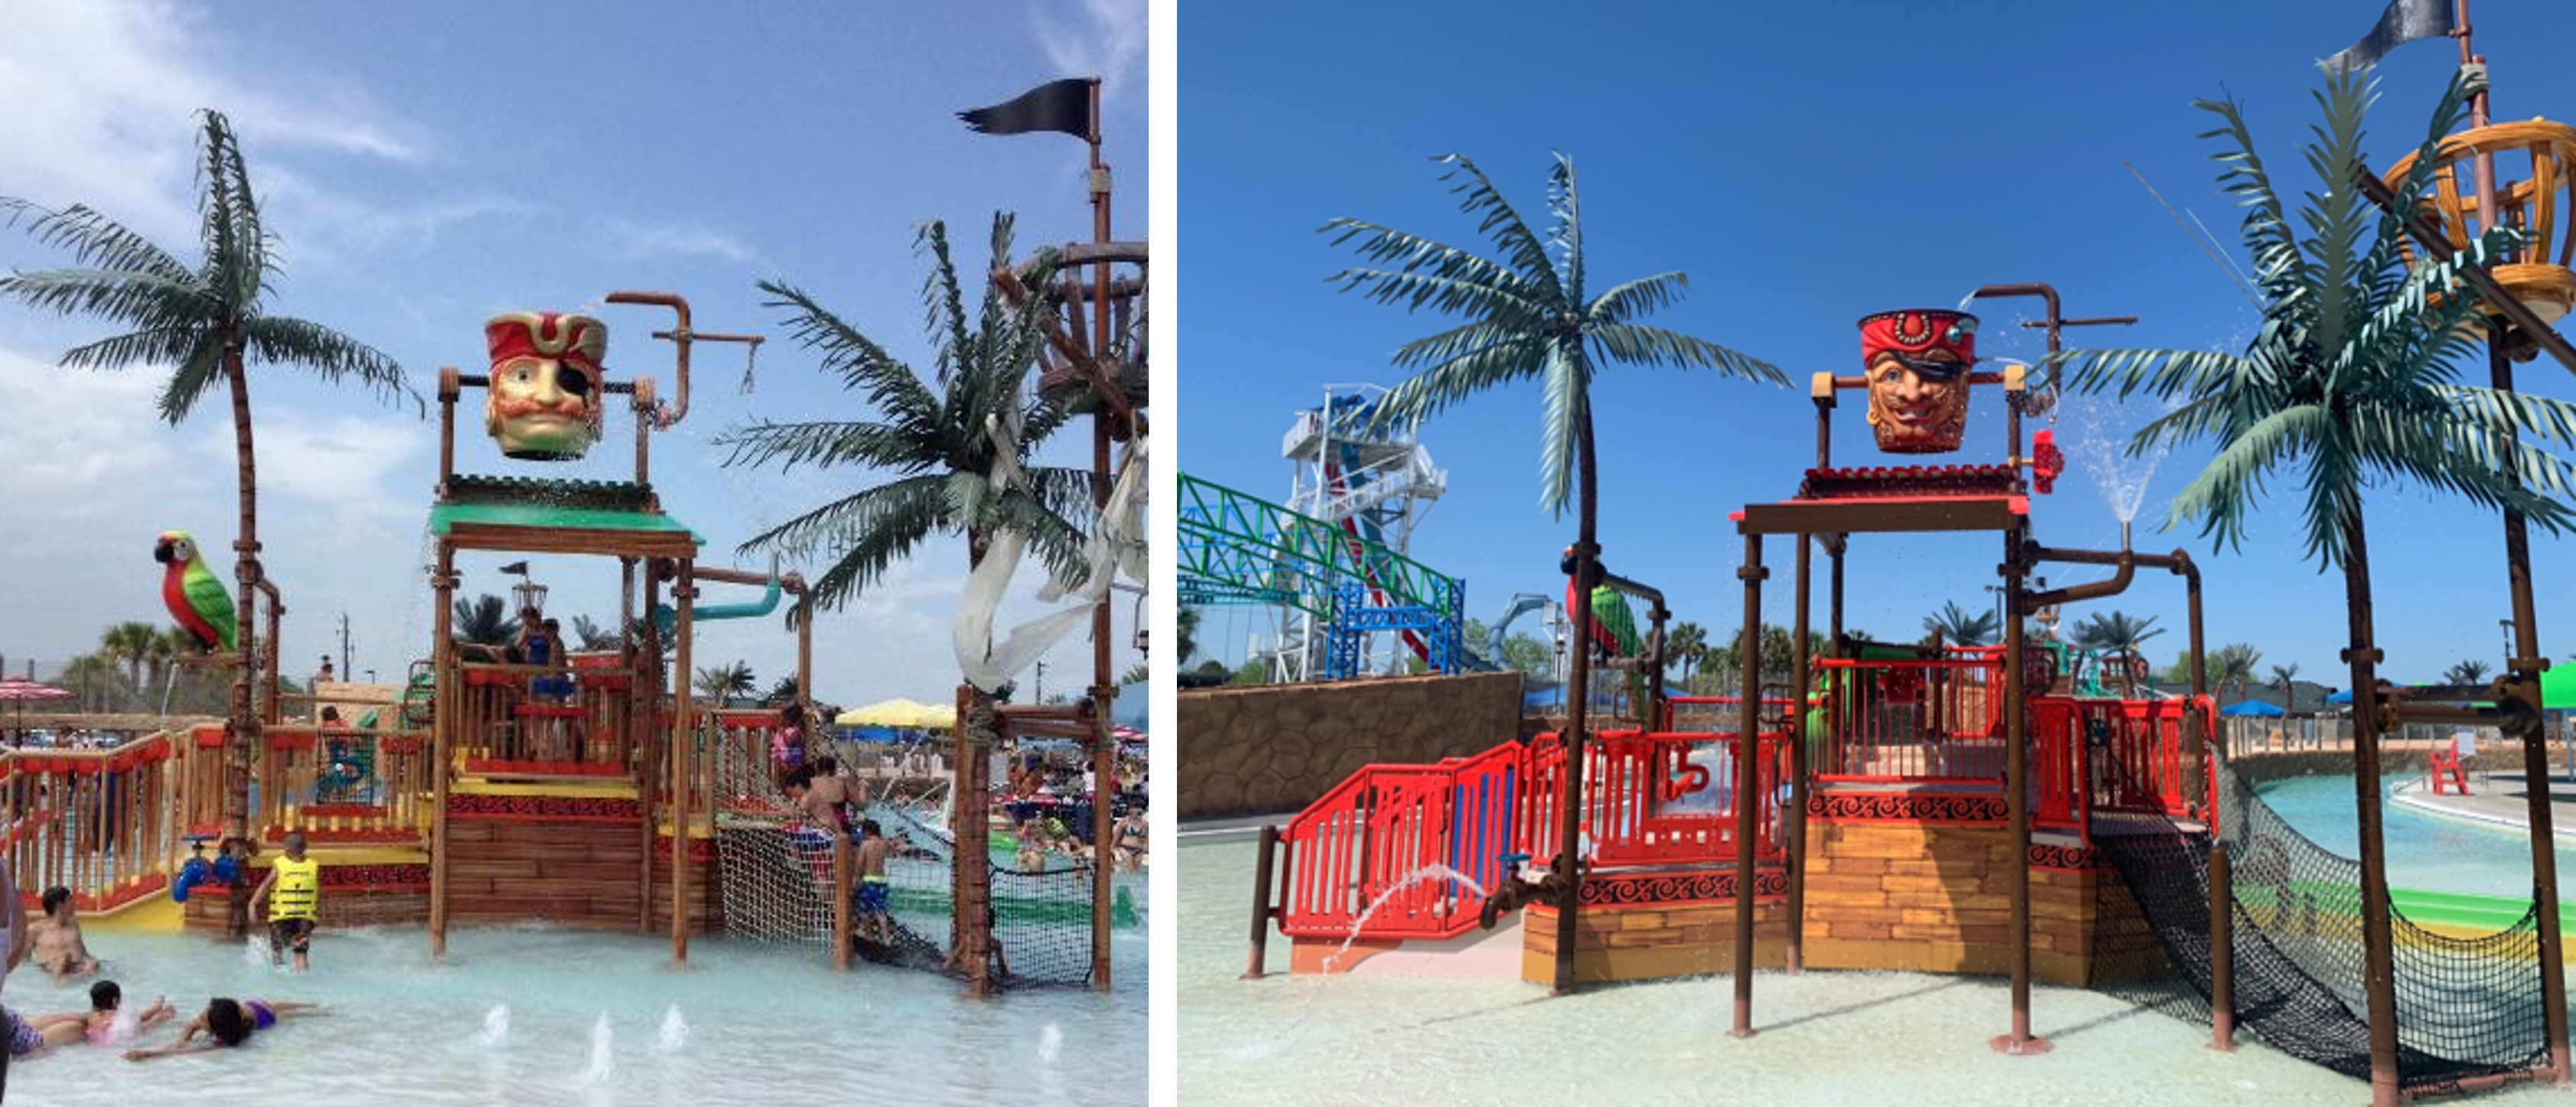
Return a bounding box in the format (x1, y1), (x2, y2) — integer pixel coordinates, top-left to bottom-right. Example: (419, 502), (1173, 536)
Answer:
(2442, 659), (2493, 686)
(99, 621), (157, 710)
(1323, 152), (1783, 994)
(1922, 601), (2000, 648)
(695, 661), (756, 708)
(2067, 610), (2165, 697)
(571, 615), (620, 652)
(2270, 662), (2303, 711)
(1175, 605), (1201, 666)
(2208, 642), (2263, 699)
(0, 110), (412, 924)
(716, 213), (1091, 996)
(451, 594), (514, 650)
(2048, 69), (2576, 1097)
(1667, 621), (1708, 690)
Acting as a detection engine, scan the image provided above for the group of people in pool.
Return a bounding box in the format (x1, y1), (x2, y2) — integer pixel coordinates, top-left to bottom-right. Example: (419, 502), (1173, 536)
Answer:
(0, 855), (315, 1091)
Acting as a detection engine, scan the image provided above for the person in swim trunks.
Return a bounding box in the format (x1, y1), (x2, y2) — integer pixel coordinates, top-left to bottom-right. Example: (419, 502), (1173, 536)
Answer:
(249, 831), (321, 971)
(121, 997), (320, 1060)
(0, 857), (28, 1095)
(853, 818), (894, 945)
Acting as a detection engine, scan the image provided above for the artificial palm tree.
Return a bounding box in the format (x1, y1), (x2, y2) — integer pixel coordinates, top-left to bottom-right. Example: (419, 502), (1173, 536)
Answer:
(571, 615), (619, 652)
(2208, 642), (2263, 699)
(2442, 659), (2492, 686)
(2270, 662), (2303, 712)
(451, 594), (513, 650)
(2048, 69), (2576, 1100)
(1324, 152), (1784, 993)
(0, 110), (412, 936)
(694, 661), (756, 708)
(99, 621), (158, 710)
(1923, 601), (2000, 648)
(1668, 621), (1708, 690)
(2068, 610), (2165, 697)
(717, 213), (1091, 997)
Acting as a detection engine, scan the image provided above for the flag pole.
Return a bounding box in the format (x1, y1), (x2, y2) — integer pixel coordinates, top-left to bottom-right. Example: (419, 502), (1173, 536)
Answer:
(2455, 0), (2573, 1086)
(1085, 74), (1119, 993)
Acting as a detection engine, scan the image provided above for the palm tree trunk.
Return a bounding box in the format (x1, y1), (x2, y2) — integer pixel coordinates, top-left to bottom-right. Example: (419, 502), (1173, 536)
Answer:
(957, 531), (998, 997)
(2339, 497), (2400, 1106)
(1551, 408), (1598, 996)
(223, 338), (261, 941)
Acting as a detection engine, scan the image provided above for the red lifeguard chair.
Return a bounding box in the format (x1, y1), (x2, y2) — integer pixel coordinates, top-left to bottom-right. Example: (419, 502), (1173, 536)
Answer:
(2428, 734), (2474, 796)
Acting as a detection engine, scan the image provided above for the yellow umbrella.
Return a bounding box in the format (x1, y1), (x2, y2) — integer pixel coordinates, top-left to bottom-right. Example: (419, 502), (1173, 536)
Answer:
(834, 696), (956, 730)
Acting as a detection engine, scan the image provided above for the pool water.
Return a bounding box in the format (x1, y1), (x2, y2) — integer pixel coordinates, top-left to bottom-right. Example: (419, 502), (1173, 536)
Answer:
(2254, 773), (2572, 899)
(10, 905), (1146, 1105)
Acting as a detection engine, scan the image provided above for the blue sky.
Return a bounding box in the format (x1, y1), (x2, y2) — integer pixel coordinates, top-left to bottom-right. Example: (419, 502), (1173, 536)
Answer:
(0, 0), (1147, 706)
(1177, 0), (2576, 691)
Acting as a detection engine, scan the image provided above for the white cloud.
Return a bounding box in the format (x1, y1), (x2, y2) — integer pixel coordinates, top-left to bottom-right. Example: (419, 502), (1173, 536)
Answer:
(0, 0), (482, 259)
(1034, 0), (1148, 95)
(602, 218), (757, 265)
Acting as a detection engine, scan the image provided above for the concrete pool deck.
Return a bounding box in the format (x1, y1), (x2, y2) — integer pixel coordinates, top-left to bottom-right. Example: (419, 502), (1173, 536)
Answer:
(2391, 770), (2576, 842)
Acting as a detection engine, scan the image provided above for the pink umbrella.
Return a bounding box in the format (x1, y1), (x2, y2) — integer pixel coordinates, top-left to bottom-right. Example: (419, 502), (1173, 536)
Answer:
(0, 677), (76, 746)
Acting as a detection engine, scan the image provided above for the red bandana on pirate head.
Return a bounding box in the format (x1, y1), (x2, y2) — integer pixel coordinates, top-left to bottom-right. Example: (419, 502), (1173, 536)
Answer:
(483, 311), (608, 460)
(1858, 308), (1978, 454)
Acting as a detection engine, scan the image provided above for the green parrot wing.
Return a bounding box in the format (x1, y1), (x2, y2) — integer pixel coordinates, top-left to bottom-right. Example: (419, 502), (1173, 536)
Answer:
(185, 564), (238, 652)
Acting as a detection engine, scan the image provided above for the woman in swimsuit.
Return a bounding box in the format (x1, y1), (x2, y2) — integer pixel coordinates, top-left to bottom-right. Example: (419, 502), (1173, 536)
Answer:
(122, 998), (319, 1060)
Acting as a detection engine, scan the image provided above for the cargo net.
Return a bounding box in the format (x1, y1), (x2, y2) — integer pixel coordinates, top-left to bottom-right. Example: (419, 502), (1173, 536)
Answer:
(2088, 752), (2546, 1092)
(709, 745), (1103, 989)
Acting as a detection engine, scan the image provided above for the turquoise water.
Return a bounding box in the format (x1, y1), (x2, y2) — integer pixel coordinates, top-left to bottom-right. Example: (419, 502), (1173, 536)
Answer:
(11, 908), (1146, 1105)
(2254, 773), (2571, 898)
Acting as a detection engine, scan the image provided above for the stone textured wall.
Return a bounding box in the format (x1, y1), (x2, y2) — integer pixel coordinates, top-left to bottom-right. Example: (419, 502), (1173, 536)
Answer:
(1178, 670), (1523, 821)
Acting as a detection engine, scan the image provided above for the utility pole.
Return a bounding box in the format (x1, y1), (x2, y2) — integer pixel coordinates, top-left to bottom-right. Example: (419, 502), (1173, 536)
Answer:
(1033, 660), (1047, 704)
(338, 612), (353, 680)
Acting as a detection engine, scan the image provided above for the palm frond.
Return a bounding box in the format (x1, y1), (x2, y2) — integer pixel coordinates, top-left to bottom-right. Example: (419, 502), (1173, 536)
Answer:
(1586, 322), (1788, 384)
(737, 475), (949, 607)
(0, 269), (214, 331)
(714, 418), (931, 475)
(241, 315), (420, 415)
(1546, 152), (1585, 305)
(1433, 153), (1567, 301)
(0, 200), (194, 283)
(1537, 344), (1586, 517)
(156, 340), (229, 424)
(755, 279), (941, 429)
(1370, 331), (1552, 425)
(55, 326), (207, 374)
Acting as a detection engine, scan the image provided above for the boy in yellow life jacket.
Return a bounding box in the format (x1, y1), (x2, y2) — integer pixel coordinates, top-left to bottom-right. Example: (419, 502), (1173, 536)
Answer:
(247, 832), (319, 972)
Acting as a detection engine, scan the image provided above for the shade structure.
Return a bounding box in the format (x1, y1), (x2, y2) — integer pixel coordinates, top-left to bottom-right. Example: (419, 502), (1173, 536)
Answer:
(834, 697), (955, 729)
(2544, 664), (2576, 712)
(2220, 699), (2285, 717)
(0, 677), (76, 741)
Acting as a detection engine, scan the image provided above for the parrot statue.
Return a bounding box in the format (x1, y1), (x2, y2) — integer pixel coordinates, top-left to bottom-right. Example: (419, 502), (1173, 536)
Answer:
(1560, 547), (1648, 709)
(155, 530), (237, 653)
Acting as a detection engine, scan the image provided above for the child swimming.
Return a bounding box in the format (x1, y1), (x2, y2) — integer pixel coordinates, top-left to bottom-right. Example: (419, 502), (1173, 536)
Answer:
(30, 981), (172, 1047)
(121, 998), (320, 1060)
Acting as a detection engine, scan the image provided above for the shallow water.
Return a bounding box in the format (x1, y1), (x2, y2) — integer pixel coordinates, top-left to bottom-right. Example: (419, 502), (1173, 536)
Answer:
(2255, 773), (2572, 898)
(1178, 828), (2569, 1105)
(10, 909), (1146, 1105)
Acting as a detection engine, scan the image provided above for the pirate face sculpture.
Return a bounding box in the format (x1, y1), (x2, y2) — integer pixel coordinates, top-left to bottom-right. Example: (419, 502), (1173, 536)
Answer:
(484, 311), (607, 460)
(1859, 308), (1977, 454)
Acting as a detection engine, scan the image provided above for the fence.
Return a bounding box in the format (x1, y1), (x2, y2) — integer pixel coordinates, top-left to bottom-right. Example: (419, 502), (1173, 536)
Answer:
(253, 721), (432, 844)
(1814, 650), (2007, 783)
(0, 730), (185, 912)
(2030, 695), (2211, 842)
(453, 660), (642, 778)
(1585, 728), (1786, 867)
(1276, 741), (1536, 942)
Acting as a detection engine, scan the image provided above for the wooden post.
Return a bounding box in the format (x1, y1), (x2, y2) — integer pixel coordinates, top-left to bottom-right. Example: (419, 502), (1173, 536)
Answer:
(428, 544), (456, 958)
(1994, 521), (2048, 1054)
(636, 561), (659, 935)
(832, 833), (852, 972)
(2209, 838), (2236, 1051)
(1787, 532), (1812, 973)
(669, 563), (695, 963)
(1731, 531), (1764, 1039)
(1245, 824), (1278, 980)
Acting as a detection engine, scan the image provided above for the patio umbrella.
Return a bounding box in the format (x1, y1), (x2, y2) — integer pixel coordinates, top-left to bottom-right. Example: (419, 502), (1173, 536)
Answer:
(834, 697), (955, 730)
(2220, 699), (2285, 717)
(0, 676), (76, 744)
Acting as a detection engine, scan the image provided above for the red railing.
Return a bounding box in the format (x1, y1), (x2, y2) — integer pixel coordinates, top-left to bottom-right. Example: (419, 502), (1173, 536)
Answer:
(2030, 696), (2213, 837)
(1815, 649), (2007, 783)
(1278, 741), (1531, 941)
(1583, 728), (1786, 867)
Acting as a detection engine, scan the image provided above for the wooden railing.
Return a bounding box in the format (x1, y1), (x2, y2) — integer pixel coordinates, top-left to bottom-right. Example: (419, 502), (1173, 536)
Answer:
(453, 660), (640, 779)
(701, 708), (782, 822)
(1815, 650), (2007, 783)
(254, 722), (432, 844)
(0, 731), (184, 912)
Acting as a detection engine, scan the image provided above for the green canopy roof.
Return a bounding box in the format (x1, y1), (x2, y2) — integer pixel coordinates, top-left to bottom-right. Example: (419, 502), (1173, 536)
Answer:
(427, 499), (701, 542)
